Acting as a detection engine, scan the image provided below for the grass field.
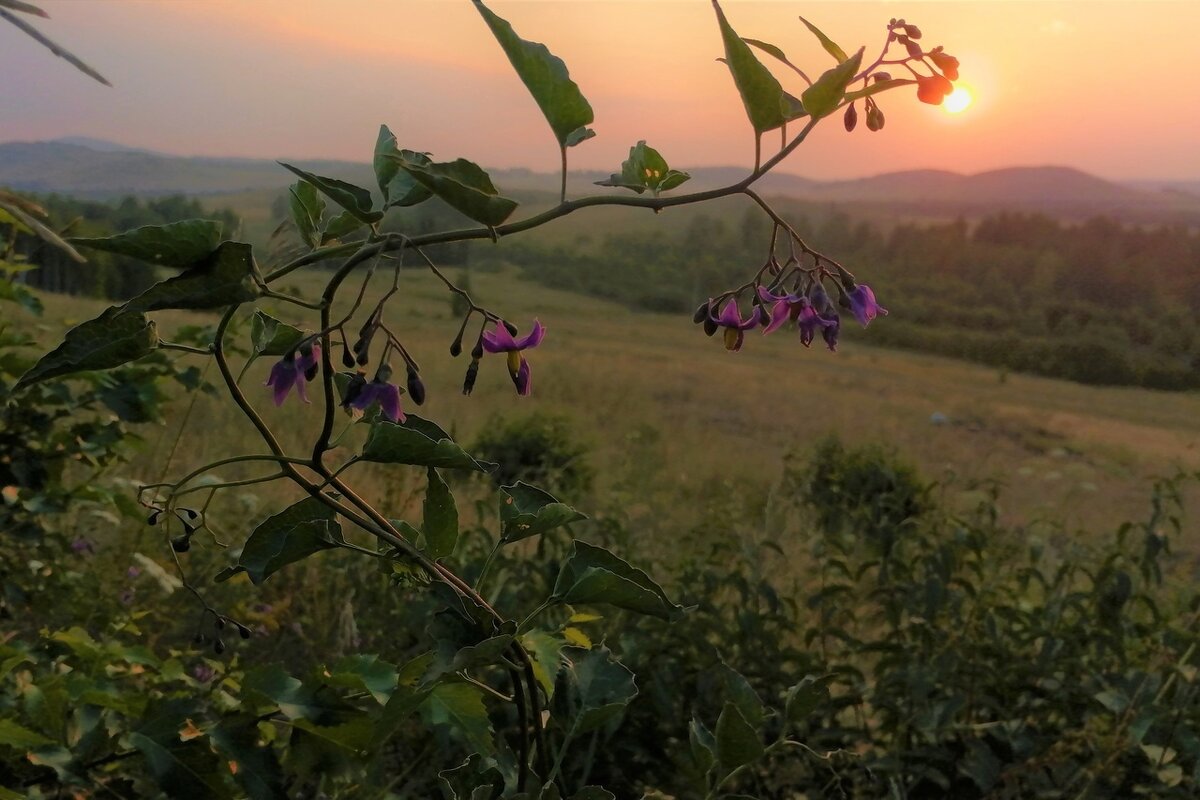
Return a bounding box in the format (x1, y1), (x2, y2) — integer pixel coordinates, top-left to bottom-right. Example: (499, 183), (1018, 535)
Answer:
(20, 258), (1200, 547)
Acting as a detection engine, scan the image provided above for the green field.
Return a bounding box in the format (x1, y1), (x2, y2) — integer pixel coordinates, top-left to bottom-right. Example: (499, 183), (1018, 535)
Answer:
(25, 262), (1200, 542)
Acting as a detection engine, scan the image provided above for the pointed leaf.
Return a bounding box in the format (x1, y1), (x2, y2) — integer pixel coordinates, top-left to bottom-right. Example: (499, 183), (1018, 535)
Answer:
(421, 681), (495, 755)
(0, 719), (54, 748)
(500, 481), (586, 543)
(278, 162), (382, 224)
(395, 157), (518, 227)
(208, 715), (288, 800)
(423, 467), (459, 558)
(362, 417), (497, 473)
(785, 674), (833, 724)
(474, 0), (595, 148)
(121, 241), (261, 313)
(799, 15), (848, 62)
(15, 306), (158, 389)
(552, 541), (685, 621)
(374, 125), (434, 208)
(715, 702), (763, 773)
(0, 193), (85, 262)
(127, 733), (225, 800)
(288, 181), (324, 249)
(217, 497), (345, 585)
(800, 47), (864, 119)
(595, 141), (691, 196)
(68, 219), (222, 267)
(552, 646), (637, 736)
(712, 0), (789, 133)
(250, 311), (306, 359)
(319, 210), (365, 245)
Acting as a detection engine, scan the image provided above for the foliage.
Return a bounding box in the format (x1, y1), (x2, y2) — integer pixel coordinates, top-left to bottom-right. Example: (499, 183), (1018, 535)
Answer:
(472, 413), (594, 498)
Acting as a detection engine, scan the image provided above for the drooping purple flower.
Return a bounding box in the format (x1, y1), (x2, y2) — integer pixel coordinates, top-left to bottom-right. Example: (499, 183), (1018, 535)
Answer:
(344, 365), (405, 422)
(264, 343), (321, 406)
(847, 284), (888, 327)
(712, 300), (763, 352)
(822, 313), (841, 352)
(482, 319), (545, 396)
(797, 302), (837, 348)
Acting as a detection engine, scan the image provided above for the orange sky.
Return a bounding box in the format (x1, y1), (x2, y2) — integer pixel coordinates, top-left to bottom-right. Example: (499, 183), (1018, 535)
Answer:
(1, 1), (1198, 180)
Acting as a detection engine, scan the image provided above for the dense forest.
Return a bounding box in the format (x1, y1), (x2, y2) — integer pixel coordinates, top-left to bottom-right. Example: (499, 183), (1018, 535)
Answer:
(498, 205), (1200, 390)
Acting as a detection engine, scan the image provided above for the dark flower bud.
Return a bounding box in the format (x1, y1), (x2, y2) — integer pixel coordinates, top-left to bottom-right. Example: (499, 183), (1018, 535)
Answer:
(171, 535), (190, 553)
(823, 313), (841, 351)
(873, 72), (892, 83)
(693, 302), (710, 324)
(809, 282), (832, 313)
(356, 349), (370, 367)
(844, 102), (858, 132)
(903, 23), (921, 39)
(147, 510), (162, 526)
(904, 38), (923, 59)
(916, 74), (953, 105)
(213, 638), (226, 655)
(406, 366), (425, 406)
(502, 320), (519, 337)
(449, 338), (463, 357)
(374, 363), (393, 384)
(866, 104), (885, 131)
(463, 358), (480, 396)
(192, 632), (207, 645)
(215, 617), (226, 630)
(471, 339), (484, 360)
(929, 50), (959, 81)
(702, 316), (718, 337)
(342, 371), (367, 408)
(236, 623), (251, 640)
(341, 345), (356, 368)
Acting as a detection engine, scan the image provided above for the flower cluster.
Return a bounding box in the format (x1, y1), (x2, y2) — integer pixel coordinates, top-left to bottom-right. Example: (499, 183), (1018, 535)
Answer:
(264, 340), (320, 406)
(697, 280), (887, 354)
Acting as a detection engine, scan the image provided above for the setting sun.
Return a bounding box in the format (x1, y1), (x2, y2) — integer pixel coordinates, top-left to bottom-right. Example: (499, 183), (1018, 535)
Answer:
(944, 86), (973, 114)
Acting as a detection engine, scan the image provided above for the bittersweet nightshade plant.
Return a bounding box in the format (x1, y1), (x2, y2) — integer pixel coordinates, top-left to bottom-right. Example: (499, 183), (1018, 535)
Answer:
(9, 1), (966, 794)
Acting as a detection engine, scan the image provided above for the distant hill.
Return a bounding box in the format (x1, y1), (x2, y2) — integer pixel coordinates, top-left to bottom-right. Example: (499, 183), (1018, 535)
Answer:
(2, 138), (1197, 223)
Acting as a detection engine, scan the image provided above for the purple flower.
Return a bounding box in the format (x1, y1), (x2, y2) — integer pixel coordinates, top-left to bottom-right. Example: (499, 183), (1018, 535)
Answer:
(70, 537), (94, 555)
(344, 366), (405, 423)
(822, 313), (841, 352)
(711, 300), (763, 352)
(191, 663), (215, 683)
(126, 566), (142, 579)
(264, 343), (321, 406)
(482, 319), (545, 396)
(847, 284), (888, 327)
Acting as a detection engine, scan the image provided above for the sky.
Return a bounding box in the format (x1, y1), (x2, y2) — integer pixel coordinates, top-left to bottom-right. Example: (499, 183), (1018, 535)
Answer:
(1, 1), (1198, 181)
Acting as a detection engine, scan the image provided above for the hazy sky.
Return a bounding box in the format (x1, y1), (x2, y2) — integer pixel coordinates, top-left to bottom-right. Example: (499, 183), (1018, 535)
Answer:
(2, 1), (1198, 180)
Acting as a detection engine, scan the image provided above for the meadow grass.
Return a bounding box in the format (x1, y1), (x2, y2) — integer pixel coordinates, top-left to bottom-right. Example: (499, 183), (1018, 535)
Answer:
(17, 258), (1200, 551)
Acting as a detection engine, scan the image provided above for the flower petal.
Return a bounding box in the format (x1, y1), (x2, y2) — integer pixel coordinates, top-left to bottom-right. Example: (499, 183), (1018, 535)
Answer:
(762, 299), (792, 335)
(514, 357), (532, 396)
(481, 322), (518, 353)
(512, 319), (546, 350)
(717, 300), (743, 328)
(265, 361), (297, 406)
(379, 383), (404, 422)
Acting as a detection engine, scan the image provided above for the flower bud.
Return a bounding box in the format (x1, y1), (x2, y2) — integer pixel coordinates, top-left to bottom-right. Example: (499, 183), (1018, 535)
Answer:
(693, 302), (710, 324)
(406, 366), (426, 406)
(304, 361), (319, 382)
(702, 316), (718, 337)
(502, 320), (519, 336)
(873, 72), (892, 83)
(916, 74), (953, 105)
(171, 535), (190, 553)
(902, 23), (921, 39)
(844, 103), (858, 132)
(341, 345), (356, 369)
(213, 638), (226, 655)
(147, 510), (162, 526)
(929, 50), (959, 81)
(866, 104), (885, 131)
(904, 38), (923, 59)
(449, 338), (463, 357)
(374, 363), (393, 384)
(462, 358), (480, 396)
(192, 632), (207, 645)
(236, 623), (251, 640)
(471, 340), (484, 360)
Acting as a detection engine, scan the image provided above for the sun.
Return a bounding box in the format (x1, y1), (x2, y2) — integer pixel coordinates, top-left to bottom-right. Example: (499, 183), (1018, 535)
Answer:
(943, 87), (973, 114)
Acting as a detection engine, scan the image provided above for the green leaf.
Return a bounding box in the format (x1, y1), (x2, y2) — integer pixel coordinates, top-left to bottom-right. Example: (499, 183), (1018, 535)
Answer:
(422, 467), (459, 558)
(325, 655), (399, 706)
(716, 664), (763, 728)
(0, 278), (43, 315)
(278, 162), (382, 224)
(288, 181), (324, 249)
(522, 630), (565, 697)
(15, 306), (158, 390)
(250, 310), (306, 359)
(712, 0), (790, 133)
(127, 732), (225, 800)
(121, 241), (262, 314)
(374, 124), (434, 208)
(243, 665), (355, 725)
(500, 481), (586, 543)
(0, 193), (85, 263)
(420, 681), (495, 756)
(551, 541), (685, 621)
(208, 715), (288, 800)
(785, 674), (833, 724)
(689, 718), (716, 773)
(473, 0), (595, 149)
(362, 416), (497, 473)
(800, 47), (864, 120)
(319, 210), (365, 245)
(595, 141), (691, 196)
(715, 701), (763, 773)
(798, 15), (848, 62)
(68, 219), (223, 267)
(552, 645), (637, 736)
(216, 497), (345, 585)
(0, 718), (55, 748)
(394, 157), (519, 228)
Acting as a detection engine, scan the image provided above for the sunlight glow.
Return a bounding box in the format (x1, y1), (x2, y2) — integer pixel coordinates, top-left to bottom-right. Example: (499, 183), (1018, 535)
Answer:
(944, 87), (973, 114)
